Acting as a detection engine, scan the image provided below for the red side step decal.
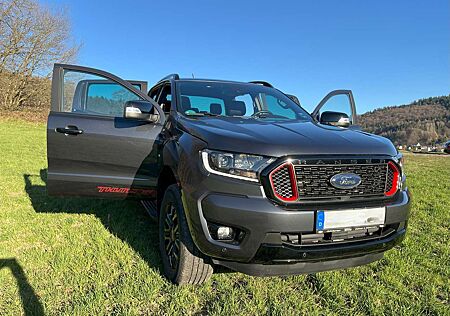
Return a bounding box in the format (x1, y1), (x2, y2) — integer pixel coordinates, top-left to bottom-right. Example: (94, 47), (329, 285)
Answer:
(97, 186), (155, 196)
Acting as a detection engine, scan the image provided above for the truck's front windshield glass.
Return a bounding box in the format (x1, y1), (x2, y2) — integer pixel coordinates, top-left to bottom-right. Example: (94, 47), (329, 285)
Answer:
(176, 81), (311, 122)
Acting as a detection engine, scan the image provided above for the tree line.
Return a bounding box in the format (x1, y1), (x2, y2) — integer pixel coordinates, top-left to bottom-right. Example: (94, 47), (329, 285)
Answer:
(359, 95), (450, 146)
(0, 0), (79, 109)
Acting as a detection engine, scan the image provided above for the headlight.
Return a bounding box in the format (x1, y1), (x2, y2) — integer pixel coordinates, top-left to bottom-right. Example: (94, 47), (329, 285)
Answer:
(201, 150), (274, 182)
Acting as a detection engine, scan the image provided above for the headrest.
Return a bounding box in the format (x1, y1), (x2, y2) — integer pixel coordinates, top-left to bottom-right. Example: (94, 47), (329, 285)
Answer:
(228, 101), (246, 116)
(210, 103), (222, 115)
(180, 96), (191, 112)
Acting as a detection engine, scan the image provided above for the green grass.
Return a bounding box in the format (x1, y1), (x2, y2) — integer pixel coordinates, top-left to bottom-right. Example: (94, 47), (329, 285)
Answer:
(0, 119), (449, 316)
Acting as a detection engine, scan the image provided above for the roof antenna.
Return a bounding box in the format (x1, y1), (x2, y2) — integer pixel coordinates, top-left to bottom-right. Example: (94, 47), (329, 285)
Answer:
(192, 73), (195, 79)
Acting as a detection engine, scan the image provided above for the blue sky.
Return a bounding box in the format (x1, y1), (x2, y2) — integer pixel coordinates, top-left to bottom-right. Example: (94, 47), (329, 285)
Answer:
(42, 0), (449, 113)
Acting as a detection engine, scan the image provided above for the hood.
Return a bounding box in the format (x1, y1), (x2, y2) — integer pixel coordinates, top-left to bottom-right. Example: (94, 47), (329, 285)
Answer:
(178, 117), (397, 157)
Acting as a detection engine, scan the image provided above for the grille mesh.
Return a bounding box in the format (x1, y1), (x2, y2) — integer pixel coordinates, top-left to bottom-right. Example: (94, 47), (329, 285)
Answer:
(270, 165), (294, 199)
(294, 163), (387, 199)
(385, 165), (395, 193)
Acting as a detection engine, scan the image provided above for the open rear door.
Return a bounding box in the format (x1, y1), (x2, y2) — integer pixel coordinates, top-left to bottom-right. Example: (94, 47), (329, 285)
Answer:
(47, 64), (165, 198)
(312, 90), (358, 127)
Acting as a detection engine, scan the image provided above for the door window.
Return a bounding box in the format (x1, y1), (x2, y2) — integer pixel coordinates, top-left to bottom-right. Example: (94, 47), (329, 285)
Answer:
(63, 70), (143, 117)
(316, 94), (354, 123)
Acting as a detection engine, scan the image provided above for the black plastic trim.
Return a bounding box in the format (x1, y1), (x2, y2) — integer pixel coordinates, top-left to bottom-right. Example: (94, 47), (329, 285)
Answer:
(251, 228), (405, 264)
(213, 253), (384, 276)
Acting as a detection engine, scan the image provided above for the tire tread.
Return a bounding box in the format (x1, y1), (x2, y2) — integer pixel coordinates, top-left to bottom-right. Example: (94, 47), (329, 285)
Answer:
(159, 184), (213, 285)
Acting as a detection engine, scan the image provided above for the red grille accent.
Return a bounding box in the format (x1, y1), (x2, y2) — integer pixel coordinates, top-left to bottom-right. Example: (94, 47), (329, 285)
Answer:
(385, 161), (400, 197)
(269, 162), (298, 202)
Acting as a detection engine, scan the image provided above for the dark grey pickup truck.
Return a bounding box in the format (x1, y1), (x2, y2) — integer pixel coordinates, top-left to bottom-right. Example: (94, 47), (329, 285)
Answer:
(47, 64), (410, 284)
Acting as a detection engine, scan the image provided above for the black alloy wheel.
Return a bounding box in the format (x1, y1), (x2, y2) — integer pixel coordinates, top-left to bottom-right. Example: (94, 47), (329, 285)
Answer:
(163, 203), (180, 270)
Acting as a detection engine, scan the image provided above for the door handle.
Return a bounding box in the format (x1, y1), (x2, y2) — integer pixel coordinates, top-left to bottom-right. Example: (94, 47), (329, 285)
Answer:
(55, 126), (83, 135)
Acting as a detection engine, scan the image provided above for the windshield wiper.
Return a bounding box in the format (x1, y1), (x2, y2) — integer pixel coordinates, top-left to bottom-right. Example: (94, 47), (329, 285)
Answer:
(185, 112), (221, 117)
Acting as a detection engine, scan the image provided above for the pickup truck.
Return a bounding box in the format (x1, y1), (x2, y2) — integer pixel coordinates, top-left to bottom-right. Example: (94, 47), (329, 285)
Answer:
(47, 64), (410, 285)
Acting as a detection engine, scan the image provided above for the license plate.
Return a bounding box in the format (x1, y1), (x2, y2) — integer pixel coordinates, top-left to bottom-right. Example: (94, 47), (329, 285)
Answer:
(316, 207), (386, 232)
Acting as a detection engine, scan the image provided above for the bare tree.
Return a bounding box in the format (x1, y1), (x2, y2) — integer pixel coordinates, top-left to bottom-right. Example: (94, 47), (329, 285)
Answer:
(0, 0), (80, 109)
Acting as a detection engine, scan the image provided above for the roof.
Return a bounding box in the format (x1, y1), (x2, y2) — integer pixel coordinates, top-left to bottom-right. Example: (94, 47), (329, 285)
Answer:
(156, 73), (274, 87)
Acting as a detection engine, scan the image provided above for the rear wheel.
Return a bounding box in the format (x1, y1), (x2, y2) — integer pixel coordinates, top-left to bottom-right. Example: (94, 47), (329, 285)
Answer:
(159, 184), (213, 285)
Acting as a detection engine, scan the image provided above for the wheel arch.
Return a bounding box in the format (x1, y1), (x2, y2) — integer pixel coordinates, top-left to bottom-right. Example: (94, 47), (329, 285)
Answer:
(157, 165), (178, 212)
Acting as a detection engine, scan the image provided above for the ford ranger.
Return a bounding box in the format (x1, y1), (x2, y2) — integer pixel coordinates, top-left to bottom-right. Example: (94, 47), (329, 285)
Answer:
(47, 64), (410, 284)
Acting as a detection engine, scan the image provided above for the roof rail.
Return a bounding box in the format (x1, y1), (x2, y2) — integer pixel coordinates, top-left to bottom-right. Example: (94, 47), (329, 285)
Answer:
(248, 81), (273, 88)
(157, 73), (180, 83)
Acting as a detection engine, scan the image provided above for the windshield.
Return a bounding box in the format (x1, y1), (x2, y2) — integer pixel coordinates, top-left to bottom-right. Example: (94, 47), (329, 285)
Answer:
(176, 81), (311, 121)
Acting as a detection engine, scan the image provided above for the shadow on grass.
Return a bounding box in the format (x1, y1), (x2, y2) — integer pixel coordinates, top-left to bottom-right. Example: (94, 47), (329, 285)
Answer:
(23, 169), (162, 272)
(0, 258), (44, 316)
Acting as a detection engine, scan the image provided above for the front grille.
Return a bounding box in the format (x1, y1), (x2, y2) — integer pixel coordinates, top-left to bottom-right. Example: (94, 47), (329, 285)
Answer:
(266, 157), (399, 203)
(295, 163), (387, 199)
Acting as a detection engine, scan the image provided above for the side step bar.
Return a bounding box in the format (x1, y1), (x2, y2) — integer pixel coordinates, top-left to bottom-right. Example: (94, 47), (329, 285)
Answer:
(141, 200), (158, 221)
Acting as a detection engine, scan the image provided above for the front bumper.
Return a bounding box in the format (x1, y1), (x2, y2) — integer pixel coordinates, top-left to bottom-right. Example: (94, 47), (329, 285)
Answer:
(213, 219), (407, 276)
(183, 181), (410, 270)
(178, 147), (411, 275)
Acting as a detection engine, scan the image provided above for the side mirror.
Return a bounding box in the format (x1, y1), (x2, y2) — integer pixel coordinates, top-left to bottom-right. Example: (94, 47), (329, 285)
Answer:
(320, 111), (351, 128)
(124, 100), (159, 122)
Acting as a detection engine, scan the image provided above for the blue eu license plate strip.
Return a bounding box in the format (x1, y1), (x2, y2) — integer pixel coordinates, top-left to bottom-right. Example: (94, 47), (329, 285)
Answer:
(316, 211), (325, 231)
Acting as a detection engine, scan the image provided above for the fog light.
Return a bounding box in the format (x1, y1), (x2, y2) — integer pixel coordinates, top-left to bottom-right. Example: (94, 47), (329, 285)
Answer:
(207, 222), (245, 243)
(217, 226), (234, 240)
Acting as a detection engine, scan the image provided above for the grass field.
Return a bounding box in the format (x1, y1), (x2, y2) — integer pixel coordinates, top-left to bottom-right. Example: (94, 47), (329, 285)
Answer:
(0, 119), (449, 315)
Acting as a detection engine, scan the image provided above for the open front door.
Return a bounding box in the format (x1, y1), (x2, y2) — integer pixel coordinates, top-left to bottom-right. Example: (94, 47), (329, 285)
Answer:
(47, 64), (165, 198)
(312, 90), (358, 127)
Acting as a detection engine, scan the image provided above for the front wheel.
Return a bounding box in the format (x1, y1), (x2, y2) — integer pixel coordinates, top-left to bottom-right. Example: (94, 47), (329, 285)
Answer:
(159, 184), (213, 285)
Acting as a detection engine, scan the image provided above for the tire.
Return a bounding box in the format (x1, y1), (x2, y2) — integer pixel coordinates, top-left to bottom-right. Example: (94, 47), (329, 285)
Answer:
(159, 184), (213, 285)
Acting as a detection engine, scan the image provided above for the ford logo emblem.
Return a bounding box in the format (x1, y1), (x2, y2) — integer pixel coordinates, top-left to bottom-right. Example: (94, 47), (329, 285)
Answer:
(330, 173), (362, 189)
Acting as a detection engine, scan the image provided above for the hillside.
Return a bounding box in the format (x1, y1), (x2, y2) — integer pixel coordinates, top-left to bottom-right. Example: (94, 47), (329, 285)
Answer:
(359, 95), (450, 145)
